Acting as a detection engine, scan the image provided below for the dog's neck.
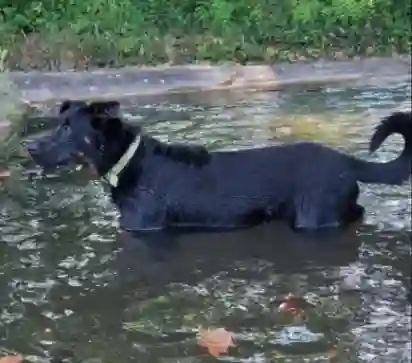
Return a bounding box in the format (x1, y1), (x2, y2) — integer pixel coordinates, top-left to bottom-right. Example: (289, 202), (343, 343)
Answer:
(103, 134), (142, 187)
(104, 133), (212, 194)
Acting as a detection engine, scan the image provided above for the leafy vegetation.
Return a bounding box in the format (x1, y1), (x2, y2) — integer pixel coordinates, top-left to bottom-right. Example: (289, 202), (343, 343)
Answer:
(0, 0), (410, 69)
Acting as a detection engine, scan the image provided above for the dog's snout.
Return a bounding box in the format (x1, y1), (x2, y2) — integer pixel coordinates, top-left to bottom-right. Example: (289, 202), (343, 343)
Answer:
(26, 130), (76, 169)
(27, 139), (50, 159)
(27, 141), (41, 156)
(27, 142), (37, 154)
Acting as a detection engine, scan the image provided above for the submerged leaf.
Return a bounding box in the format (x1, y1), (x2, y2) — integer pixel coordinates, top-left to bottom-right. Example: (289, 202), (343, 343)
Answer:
(0, 355), (24, 363)
(197, 327), (235, 357)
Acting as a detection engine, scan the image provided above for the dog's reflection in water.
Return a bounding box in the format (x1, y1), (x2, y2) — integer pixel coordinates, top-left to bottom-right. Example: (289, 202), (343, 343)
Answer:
(46, 221), (364, 363)
(112, 220), (364, 292)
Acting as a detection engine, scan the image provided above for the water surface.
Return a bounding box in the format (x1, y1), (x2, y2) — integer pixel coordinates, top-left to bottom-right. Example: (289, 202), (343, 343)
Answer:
(1, 81), (411, 362)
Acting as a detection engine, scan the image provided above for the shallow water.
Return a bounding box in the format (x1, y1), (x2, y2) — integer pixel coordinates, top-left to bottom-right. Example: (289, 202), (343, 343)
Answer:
(1, 81), (411, 362)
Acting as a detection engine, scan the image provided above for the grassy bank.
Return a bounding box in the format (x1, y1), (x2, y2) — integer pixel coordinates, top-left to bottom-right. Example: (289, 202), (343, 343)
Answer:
(0, 0), (411, 70)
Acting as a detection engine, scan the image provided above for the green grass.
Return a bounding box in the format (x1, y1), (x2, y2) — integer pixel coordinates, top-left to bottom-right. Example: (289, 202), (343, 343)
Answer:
(0, 0), (410, 70)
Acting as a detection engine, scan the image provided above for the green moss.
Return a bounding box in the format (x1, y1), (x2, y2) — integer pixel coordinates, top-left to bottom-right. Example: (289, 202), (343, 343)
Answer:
(0, 0), (410, 69)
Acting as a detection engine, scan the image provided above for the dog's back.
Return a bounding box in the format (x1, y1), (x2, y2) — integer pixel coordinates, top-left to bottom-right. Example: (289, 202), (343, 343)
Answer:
(115, 138), (354, 230)
(115, 111), (411, 232)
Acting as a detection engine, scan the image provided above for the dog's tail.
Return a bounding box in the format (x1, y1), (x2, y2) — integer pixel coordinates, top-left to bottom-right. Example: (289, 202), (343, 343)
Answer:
(354, 111), (411, 185)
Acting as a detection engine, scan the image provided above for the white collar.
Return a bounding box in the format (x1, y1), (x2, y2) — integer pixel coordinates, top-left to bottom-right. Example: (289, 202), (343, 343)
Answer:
(104, 135), (141, 187)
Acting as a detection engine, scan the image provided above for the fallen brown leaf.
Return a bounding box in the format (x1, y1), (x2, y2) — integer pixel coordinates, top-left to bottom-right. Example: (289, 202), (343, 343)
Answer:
(326, 347), (340, 362)
(0, 169), (11, 181)
(0, 354), (24, 363)
(197, 327), (235, 357)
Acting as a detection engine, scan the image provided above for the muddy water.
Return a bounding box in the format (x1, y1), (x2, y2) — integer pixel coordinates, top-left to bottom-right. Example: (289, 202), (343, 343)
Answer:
(0, 81), (411, 362)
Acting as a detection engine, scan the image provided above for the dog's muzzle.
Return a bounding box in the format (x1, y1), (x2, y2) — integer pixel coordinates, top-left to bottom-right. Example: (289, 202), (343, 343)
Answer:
(27, 126), (75, 169)
(27, 139), (58, 168)
(73, 152), (99, 179)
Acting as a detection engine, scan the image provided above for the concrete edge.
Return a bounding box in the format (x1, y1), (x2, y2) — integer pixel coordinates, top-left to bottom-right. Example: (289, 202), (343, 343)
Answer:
(170, 74), (411, 94)
(6, 57), (412, 104)
(18, 74), (412, 105)
(9, 54), (412, 77)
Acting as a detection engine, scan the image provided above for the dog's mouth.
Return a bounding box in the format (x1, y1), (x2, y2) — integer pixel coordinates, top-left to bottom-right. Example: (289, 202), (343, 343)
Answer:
(72, 152), (99, 179)
(30, 150), (99, 181)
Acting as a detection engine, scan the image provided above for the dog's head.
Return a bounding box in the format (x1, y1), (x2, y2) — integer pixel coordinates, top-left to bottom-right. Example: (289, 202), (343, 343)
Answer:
(27, 100), (139, 179)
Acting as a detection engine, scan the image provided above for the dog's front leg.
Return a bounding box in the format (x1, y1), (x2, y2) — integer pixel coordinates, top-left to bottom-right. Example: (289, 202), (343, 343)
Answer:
(116, 191), (168, 232)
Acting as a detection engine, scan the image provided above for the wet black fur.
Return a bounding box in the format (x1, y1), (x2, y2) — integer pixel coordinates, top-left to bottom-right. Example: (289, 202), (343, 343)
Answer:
(27, 100), (411, 233)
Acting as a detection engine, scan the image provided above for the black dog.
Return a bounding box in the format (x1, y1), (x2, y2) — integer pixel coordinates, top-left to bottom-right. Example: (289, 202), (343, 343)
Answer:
(27, 100), (411, 233)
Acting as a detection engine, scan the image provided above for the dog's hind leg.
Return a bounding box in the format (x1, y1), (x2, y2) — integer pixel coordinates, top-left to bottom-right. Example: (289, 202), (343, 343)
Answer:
(291, 198), (339, 232)
(291, 183), (364, 232)
(340, 184), (365, 226)
(290, 192), (345, 232)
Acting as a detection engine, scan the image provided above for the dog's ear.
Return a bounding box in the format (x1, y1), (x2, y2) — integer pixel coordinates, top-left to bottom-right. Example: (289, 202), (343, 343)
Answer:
(88, 101), (121, 118)
(59, 100), (87, 114)
(59, 100), (72, 113)
(91, 116), (124, 136)
(88, 101), (123, 135)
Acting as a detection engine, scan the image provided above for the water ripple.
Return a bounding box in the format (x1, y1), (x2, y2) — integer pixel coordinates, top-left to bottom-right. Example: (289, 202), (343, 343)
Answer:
(0, 81), (410, 362)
